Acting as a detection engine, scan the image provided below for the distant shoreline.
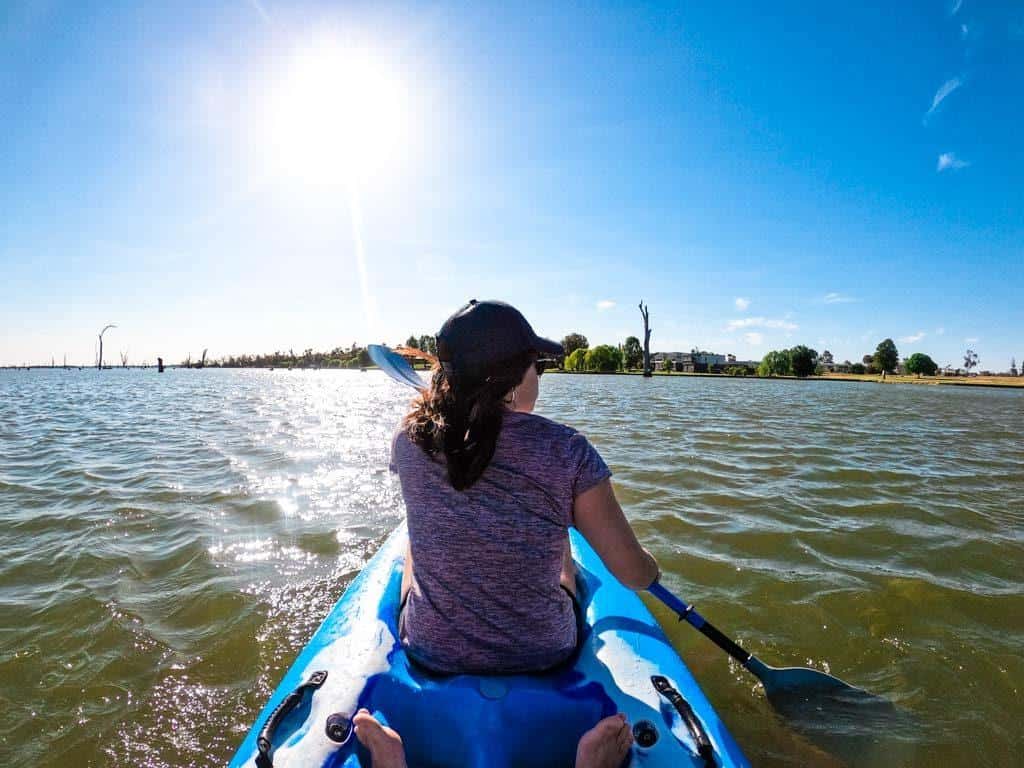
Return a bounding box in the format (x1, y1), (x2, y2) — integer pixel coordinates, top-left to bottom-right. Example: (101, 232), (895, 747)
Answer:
(547, 369), (1024, 388)
(4, 366), (1023, 389)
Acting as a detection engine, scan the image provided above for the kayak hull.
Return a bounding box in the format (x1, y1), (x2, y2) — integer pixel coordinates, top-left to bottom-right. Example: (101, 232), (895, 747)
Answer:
(229, 524), (749, 767)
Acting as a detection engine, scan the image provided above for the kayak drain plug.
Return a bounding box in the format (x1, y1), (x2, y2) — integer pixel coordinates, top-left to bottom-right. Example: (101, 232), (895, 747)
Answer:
(325, 714), (352, 744)
(633, 720), (658, 748)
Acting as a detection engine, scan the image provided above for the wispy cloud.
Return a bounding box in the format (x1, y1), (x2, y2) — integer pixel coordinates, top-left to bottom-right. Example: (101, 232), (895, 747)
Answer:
(248, 0), (271, 23)
(743, 332), (763, 345)
(965, 337), (979, 343)
(734, 297), (750, 311)
(821, 292), (858, 304)
(935, 327), (946, 336)
(900, 331), (926, 343)
(728, 317), (799, 331)
(937, 152), (970, 172)
(596, 300), (616, 311)
(925, 76), (963, 120)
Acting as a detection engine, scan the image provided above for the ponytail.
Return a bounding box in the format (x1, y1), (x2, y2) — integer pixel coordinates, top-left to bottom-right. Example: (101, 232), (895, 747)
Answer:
(403, 352), (533, 490)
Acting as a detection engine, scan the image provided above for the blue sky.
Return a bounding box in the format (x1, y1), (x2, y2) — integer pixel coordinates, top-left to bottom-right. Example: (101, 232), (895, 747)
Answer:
(2, 0), (1022, 369)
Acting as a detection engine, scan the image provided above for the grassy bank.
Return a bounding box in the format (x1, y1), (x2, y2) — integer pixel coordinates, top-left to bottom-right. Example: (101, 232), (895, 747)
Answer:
(820, 372), (1024, 388)
(548, 369), (1024, 388)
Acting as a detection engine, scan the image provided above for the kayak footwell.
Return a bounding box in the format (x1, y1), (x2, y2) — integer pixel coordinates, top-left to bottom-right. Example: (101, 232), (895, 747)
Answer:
(229, 524), (750, 768)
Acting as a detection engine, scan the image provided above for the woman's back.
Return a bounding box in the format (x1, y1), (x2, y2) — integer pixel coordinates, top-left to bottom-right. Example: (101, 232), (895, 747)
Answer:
(392, 410), (610, 674)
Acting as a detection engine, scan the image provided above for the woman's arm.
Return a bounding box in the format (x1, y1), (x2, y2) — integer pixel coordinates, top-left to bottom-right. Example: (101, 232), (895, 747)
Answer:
(573, 478), (659, 590)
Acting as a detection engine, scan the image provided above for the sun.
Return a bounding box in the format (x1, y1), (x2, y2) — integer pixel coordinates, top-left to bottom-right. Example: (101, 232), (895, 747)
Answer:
(266, 39), (406, 186)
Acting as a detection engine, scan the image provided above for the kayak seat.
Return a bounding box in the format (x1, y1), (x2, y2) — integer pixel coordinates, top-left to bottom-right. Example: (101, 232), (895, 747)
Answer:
(355, 570), (613, 768)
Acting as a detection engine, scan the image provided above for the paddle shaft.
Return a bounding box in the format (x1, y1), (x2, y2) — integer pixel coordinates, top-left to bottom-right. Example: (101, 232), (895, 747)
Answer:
(647, 581), (753, 667)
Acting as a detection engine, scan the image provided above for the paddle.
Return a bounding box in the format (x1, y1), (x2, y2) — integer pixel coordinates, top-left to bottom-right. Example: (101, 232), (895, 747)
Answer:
(368, 344), (426, 390)
(646, 582), (894, 712)
(366, 343), (894, 717)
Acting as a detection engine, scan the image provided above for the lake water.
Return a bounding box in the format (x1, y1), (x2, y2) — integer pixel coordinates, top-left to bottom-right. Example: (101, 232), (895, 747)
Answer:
(1, 369), (1021, 767)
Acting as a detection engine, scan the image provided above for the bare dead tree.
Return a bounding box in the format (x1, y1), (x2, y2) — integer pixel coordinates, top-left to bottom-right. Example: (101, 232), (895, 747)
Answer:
(120, 350), (129, 368)
(639, 301), (653, 377)
(97, 324), (117, 370)
(199, 348), (208, 369)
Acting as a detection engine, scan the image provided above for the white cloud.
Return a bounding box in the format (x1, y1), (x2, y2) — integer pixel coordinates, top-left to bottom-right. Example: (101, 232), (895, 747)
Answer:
(744, 332), (763, 345)
(822, 292), (858, 304)
(596, 300), (616, 311)
(937, 152), (970, 172)
(734, 297), (750, 311)
(965, 337), (979, 343)
(900, 331), (926, 343)
(926, 77), (964, 119)
(728, 317), (799, 331)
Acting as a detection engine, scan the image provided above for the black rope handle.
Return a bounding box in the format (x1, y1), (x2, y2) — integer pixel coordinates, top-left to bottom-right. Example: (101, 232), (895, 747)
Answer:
(651, 675), (716, 768)
(255, 670), (328, 768)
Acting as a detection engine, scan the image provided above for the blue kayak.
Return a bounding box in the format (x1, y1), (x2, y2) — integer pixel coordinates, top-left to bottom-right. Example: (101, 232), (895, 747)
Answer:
(229, 524), (750, 767)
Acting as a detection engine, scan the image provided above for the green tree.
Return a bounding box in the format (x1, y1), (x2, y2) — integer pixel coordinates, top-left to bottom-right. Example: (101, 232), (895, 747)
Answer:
(789, 345), (819, 378)
(874, 338), (899, 374)
(623, 336), (642, 370)
(904, 352), (938, 376)
(406, 336), (419, 349)
(418, 335), (436, 356)
(758, 349), (792, 377)
(562, 333), (589, 358)
(565, 348), (587, 371)
(584, 345), (623, 372)
(850, 362), (866, 374)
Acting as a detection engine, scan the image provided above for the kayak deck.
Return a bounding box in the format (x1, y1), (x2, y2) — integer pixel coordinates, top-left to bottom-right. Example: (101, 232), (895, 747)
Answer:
(229, 524), (749, 767)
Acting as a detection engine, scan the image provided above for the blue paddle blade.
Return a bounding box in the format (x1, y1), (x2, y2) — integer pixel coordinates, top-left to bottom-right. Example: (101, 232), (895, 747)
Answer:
(367, 345), (426, 390)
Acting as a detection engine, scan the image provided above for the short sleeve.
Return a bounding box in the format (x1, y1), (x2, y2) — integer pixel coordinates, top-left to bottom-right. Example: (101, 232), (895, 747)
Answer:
(567, 432), (611, 499)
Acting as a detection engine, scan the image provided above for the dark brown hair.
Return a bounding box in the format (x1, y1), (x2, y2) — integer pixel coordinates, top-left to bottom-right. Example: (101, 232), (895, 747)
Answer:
(404, 351), (535, 490)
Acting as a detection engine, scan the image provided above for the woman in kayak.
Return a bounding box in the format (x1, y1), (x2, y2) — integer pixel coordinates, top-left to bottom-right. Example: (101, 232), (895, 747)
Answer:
(356, 299), (661, 768)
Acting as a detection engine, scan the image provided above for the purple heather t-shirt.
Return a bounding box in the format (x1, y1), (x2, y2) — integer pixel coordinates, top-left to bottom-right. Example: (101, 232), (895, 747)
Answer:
(390, 410), (611, 674)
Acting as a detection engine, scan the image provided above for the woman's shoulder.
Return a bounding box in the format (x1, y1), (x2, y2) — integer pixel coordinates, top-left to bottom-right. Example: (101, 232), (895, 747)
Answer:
(390, 426), (429, 472)
(502, 411), (594, 454)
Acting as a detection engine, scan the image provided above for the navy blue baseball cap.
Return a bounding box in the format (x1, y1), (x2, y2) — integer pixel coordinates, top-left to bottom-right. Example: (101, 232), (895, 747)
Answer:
(436, 300), (563, 375)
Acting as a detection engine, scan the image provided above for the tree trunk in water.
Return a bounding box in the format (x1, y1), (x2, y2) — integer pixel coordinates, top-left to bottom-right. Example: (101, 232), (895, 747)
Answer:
(97, 324), (115, 370)
(639, 301), (652, 377)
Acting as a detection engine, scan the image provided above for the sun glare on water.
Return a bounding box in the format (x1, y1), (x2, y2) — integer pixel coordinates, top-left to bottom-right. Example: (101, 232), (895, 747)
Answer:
(266, 39), (406, 186)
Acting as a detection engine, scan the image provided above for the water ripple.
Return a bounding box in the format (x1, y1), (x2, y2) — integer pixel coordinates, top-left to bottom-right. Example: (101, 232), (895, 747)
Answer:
(0, 369), (1021, 767)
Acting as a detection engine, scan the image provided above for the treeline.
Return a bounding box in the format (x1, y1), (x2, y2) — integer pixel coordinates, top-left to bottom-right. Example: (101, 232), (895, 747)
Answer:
(213, 345), (372, 369)
(562, 334), (644, 372)
(757, 338), (944, 378)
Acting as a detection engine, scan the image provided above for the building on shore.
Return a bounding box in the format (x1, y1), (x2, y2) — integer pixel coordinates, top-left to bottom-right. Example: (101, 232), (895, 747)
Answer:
(651, 350), (758, 373)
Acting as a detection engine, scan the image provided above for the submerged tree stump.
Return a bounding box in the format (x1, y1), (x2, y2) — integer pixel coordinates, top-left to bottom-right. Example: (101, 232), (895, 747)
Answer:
(639, 301), (653, 378)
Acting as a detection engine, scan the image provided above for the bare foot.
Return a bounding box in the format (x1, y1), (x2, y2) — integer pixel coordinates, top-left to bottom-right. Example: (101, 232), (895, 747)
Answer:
(575, 713), (633, 768)
(353, 708), (407, 768)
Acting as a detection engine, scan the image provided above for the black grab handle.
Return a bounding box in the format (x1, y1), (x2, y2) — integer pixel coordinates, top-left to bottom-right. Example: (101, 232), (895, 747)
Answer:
(256, 670), (328, 768)
(651, 675), (716, 768)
